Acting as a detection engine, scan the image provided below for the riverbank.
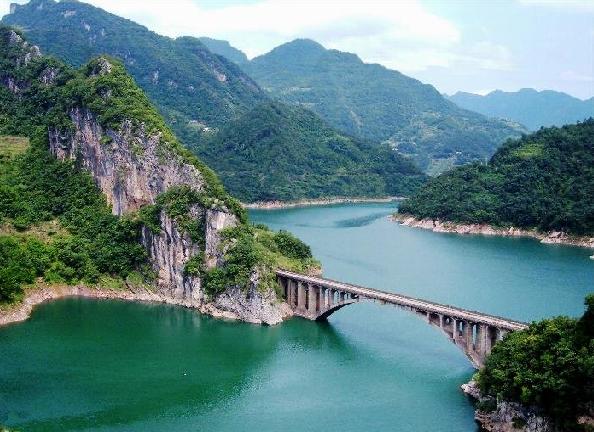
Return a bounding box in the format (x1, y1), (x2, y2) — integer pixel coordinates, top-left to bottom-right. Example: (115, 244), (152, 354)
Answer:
(461, 380), (553, 431)
(0, 283), (292, 327)
(243, 196), (401, 210)
(392, 214), (594, 249)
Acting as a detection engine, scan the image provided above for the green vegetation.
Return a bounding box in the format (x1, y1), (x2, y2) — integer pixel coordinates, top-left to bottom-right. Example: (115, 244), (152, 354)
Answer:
(478, 294), (594, 430)
(188, 101), (426, 202)
(0, 131), (149, 302)
(3, 0), (264, 128)
(449, 88), (594, 131)
(399, 120), (594, 235)
(0, 136), (29, 160)
(3, 2), (428, 202)
(244, 39), (525, 172)
(203, 224), (318, 296)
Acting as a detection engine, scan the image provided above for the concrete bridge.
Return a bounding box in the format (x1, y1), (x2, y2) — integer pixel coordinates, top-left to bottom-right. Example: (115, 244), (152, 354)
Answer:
(276, 270), (528, 368)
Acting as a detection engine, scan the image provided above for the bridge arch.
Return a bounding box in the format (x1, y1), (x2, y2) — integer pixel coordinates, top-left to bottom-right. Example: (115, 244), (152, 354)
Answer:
(277, 270), (525, 369)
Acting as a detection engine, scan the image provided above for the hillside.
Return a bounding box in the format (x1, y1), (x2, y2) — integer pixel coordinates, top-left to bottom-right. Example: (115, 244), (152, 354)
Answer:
(449, 88), (594, 130)
(198, 37), (248, 65)
(191, 101), (426, 202)
(3, 0), (265, 128)
(3, 0), (426, 202)
(243, 39), (525, 173)
(0, 27), (316, 323)
(398, 119), (594, 236)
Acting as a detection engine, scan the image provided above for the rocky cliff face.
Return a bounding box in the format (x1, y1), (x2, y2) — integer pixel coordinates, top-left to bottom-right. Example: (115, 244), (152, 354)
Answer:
(47, 101), (237, 303)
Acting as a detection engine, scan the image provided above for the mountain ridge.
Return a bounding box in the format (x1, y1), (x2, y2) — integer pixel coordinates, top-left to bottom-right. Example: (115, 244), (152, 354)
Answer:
(449, 88), (594, 130)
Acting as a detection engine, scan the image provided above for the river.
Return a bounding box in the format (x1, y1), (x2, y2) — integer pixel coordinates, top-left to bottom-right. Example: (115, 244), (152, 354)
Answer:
(1, 202), (592, 431)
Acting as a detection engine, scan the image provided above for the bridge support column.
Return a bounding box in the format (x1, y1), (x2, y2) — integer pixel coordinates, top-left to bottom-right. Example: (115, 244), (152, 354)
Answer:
(465, 321), (474, 351)
(286, 279), (293, 307)
(307, 284), (317, 316)
(297, 282), (306, 312)
(327, 289), (334, 308)
(452, 319), (460, 342)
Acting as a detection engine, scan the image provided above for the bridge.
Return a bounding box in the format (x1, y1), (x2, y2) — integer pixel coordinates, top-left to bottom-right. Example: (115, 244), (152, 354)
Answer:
(276, 270), (528, 368)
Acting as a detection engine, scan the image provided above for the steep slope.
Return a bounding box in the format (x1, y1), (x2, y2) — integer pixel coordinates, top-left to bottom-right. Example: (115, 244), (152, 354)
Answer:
(0, 27), (317, 323)
(449, 88), (594, 130)
(244, 39), (525, 174)
(198, 37), (248, 65)
(3, 1), (426, 202)
(3, 0), (265, 128)
(192, 101), (426, 202)
(398, 119), (594, 236)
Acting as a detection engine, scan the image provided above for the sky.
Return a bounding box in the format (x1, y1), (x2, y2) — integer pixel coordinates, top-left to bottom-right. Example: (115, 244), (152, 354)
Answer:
(1, 0), (593, 99)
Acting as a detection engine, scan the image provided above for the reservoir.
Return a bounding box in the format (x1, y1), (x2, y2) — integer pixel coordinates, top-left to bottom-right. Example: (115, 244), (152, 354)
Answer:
(1, 202), (592, 431)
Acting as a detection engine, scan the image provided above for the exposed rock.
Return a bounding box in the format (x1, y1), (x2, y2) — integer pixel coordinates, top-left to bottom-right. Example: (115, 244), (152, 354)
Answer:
(141, 210), (203, 303)
(39, 67), (58, 85)
(211, 271), (293, 325)
(393, 214), (594, 249)
(49, 108), (206, 215)
(462, 381), (553, 432)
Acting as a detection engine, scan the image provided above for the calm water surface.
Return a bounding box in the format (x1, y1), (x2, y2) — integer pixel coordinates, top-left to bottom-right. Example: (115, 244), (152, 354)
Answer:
(1, 202), (592, 431)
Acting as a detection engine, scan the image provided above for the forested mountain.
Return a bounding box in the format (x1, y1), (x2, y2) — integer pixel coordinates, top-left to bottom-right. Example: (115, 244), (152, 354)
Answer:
(3, 0), (265, 128)
(0, 26), (315, 313)
(198, 37), (248, 65)
(191, 102), (426, 202)
(449, 88), (594, 130)
(243, 39), (525, 173)
(3, 0), (426, 202)
(399, 119), (594, 235)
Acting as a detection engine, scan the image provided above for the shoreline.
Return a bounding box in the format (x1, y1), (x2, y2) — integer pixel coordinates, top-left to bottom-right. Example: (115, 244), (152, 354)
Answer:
(0, 283), (287, 328)
(391, 214), (594, 250)
(243, 196), (403, 210)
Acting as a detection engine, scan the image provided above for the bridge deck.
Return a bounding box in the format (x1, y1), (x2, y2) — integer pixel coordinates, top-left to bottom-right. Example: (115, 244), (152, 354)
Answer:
(277, 270), (528, 331)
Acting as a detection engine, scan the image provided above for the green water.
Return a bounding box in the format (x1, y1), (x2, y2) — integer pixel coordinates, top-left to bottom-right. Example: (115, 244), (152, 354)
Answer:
(1, 203), (593, 431)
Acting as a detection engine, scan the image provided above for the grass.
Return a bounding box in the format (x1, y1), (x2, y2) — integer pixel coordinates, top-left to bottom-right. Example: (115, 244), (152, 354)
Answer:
(0, 136), (30, 160)
(0, 220), (68, 242)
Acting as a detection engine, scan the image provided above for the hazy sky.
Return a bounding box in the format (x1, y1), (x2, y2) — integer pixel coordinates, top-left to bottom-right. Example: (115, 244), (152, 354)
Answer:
(2, 0), (593, 99)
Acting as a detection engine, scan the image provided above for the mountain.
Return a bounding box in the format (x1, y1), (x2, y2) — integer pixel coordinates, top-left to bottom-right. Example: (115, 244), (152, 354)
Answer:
(3, 0), (426, 202)
(243, 39), (525, 174)
(198, 37), (248, 65)
(193, 101), (426, 202)
(3, 0), (265, 128)
(399, 119), (594, 236)
(0, 26), (316, 323)
(449, 88), (594, 130)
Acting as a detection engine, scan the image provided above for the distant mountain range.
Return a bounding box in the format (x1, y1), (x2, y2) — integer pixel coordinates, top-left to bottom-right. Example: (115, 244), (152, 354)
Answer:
(204, 37), (524, 173)
(449, 89), (594, 131)
(2, 0), (426, 201)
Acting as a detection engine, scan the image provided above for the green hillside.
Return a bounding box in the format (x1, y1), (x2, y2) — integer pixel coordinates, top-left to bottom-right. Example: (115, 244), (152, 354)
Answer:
(190, 101), (426, 202)
(3, 0), (265, 128)
(399, 119), (594, 235)
(244, 39), (525, 173)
